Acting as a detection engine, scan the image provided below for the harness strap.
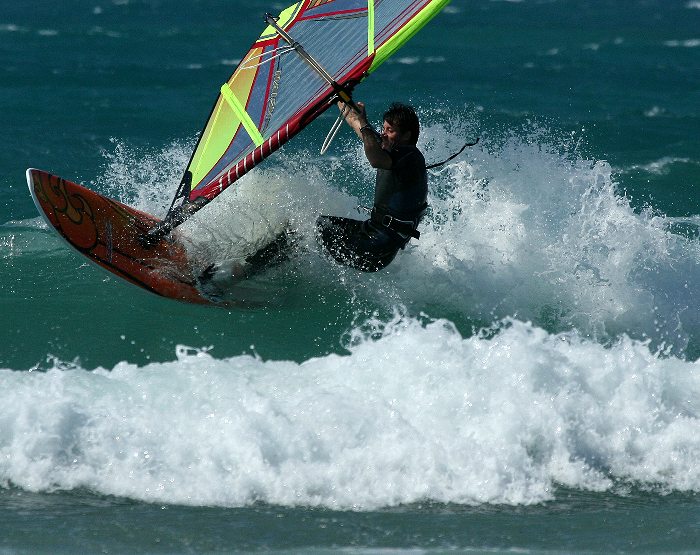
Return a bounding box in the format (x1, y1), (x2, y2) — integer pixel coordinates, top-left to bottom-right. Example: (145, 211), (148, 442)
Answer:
(370, 207), (423, 239)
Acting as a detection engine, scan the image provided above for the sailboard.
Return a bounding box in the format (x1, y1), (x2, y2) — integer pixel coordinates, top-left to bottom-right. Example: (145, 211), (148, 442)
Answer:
(28, 0), (451, 305)
(26, 168), (211, 304)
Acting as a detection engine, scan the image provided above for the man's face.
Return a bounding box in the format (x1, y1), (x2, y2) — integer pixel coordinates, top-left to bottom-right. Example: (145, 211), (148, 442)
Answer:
(381, 120), (411, 150)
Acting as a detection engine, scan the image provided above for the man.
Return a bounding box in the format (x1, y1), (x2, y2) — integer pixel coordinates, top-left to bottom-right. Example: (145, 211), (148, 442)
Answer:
(316, 101), (428, 272)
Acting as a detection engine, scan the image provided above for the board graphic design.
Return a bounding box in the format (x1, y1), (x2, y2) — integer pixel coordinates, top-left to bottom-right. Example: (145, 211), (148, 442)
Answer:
(27, 169), (212, 305)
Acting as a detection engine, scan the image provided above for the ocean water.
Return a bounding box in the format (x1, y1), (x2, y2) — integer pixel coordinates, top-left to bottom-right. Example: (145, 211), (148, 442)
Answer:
(2, 0), (700, 552)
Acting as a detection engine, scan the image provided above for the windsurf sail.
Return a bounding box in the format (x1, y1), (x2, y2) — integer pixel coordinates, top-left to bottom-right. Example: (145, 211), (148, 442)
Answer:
(150, 0), (451, 242)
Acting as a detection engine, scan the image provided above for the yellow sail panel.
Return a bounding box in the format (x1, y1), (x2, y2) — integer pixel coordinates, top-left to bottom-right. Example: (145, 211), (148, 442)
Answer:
(260, 1), (303, 40)
(188, 47), (263, 187)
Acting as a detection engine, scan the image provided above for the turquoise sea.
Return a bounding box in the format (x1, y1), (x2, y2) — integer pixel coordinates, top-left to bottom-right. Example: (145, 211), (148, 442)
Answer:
(2, 0), (700, 552)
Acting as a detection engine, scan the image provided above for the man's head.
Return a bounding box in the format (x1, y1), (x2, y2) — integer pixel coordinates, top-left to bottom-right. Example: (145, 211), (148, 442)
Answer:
(381, 103), (420, 148)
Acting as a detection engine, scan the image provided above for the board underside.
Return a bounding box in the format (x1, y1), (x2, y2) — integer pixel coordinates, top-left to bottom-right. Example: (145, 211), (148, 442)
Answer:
(26, 168), (213, 305)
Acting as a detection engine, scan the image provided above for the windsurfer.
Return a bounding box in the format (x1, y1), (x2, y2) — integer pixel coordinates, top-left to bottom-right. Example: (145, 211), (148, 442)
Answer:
(316, 101), (428, 272)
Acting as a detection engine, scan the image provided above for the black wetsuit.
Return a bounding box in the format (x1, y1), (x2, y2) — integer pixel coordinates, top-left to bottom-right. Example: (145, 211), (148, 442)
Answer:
(316, 144), (428, 272)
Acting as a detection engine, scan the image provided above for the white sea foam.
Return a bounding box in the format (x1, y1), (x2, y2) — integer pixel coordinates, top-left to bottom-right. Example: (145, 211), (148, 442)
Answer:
(644, 106), (665, 118)
(378, 117), (700, 355)
(395, 57), (420, 65)
(95, 138), (193, 214)
(87, 26), (122, 38)
(621, 156), (695, 175)
(387, 56), (445, 65)
(0, 24), (24, 33)
(0, 218), (56, 259)
(664, 39), (700, 48)
(1, 316), (699, 509)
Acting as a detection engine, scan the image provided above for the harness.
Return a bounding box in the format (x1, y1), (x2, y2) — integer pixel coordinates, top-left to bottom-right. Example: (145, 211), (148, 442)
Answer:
(365, 204), (427, 240)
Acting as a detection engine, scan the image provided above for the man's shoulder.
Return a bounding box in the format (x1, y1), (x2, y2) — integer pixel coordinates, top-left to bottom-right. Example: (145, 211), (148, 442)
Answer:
(390, 144), (425, 168)
(393, 144), (422, 155)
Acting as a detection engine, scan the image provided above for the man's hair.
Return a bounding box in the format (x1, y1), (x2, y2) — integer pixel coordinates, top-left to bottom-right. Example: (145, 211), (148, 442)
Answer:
(383, 102), (420, 145)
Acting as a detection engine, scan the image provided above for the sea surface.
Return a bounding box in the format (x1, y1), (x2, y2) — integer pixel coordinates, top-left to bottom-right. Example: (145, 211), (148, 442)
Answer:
(2, 0), (700, 553)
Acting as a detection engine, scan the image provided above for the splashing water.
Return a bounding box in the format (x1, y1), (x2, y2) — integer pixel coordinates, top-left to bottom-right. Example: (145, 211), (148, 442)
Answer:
(91, 111), (700, 356)
(393, 116), (700, 355)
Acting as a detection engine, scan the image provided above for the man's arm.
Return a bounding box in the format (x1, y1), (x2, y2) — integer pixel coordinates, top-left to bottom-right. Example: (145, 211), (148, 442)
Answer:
(338, 101), (392, 170)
